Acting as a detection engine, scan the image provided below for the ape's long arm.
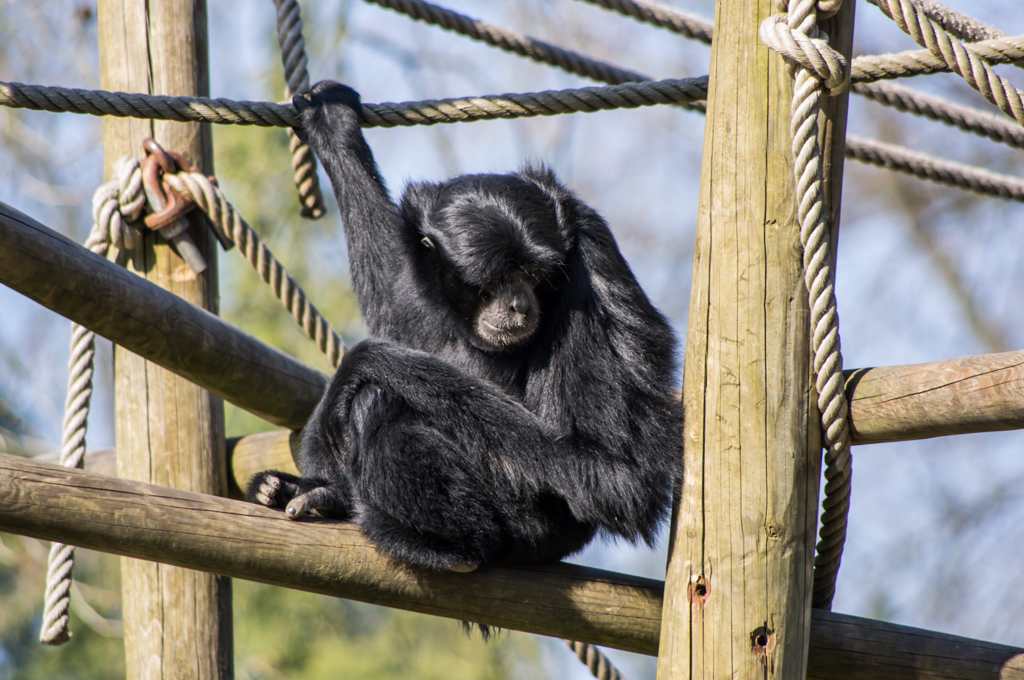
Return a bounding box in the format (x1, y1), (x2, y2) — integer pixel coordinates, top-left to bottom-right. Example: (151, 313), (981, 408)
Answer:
(294, 83), (410, 337)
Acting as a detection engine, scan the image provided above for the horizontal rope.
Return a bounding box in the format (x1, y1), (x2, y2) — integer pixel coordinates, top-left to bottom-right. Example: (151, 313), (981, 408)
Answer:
(851, 33), (1024, 83)
(845, 134), (1024, 201)
(0, 78), (709, 128)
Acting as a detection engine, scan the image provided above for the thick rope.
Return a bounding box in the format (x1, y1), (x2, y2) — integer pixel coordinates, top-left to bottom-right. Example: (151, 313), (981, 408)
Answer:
(760, 0), (853, 611)
(913, 0), (1003, 43)
(569, 0), (1024, 84)
(575, 0), (712, 44)
(274, 0), (326, 219)
(846, 135), (1024, 200)
(39, 158), (146, 646)
(565, 640), (624, 680)
(851, 34), (1024, 83)
(853, 81), (1024, 149)
(867, 0), (1024, 128)
(366, 0), (649, 85)
(0, 78), (710, 127)
(163, 171), (345, 368)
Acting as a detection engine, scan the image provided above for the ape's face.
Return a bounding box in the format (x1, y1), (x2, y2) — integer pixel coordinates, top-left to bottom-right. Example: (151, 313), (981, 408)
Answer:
(414, 174), (567, 353)
(471, 268), (543, 351)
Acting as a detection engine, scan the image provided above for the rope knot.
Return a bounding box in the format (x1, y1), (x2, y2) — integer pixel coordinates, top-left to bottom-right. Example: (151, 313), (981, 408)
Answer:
(759, 13), (850, 94)
(88, 156), (145, 254)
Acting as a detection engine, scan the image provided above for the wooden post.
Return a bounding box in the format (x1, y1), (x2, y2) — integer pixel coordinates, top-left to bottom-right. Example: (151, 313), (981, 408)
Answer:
(657, 0), (855, 678)
(98, 1), (233, 677)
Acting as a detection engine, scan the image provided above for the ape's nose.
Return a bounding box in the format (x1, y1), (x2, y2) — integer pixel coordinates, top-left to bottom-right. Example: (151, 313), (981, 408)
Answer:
(510, 284), (531, 315)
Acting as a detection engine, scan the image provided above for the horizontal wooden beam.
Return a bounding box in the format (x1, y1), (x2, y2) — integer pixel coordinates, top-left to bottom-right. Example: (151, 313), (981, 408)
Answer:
(845, 350), (1024, 445)
(1, 452), (662, 654)
(3, 452), (1022, 679)
(0, 200), (326, 430)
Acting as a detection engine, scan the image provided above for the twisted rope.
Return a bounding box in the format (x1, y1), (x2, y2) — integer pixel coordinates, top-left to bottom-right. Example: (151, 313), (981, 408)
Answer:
(274, 0), (326, 219)
(570, 0), (1024, 85)
(853, 81), (1024, 149)
(864, 0), (1024, 128)
(163, 171), (345, 368)
(40, 158), (146, 646)
(575, 0), (712, 44)
(868, 0), (1024, 128)
(846, 135), (1024, 200)
(851, 34), (1024, 83)
(760, 0), (853, 611)
(0, 78), (710, 127)
(367, 0), (648, 85)
(568, 0), (1024, 149)
(912, 0), (1004, 43)
(565, 640), (624, 680)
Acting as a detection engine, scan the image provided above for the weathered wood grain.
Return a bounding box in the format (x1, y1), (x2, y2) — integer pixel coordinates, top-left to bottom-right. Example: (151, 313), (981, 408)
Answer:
(2, 452), (1022, 680)
(846, 350), (1024, 444)
(0, 200), (326, 429)
(657, 0), (855, 677)
(98, 0), (232, 675)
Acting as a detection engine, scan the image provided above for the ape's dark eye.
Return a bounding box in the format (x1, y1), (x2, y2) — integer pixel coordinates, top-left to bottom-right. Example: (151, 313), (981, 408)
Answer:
(420, 236), (435, 250)
(480, 290), (492, 303)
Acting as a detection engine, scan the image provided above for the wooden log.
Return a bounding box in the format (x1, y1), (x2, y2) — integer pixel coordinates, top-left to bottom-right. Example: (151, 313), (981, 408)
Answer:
(658, 0), (855, 678)
(2, 452), (1022, 680)
(0, 200), (326, 430)
(846, 350), (1024, 444)
(98, 1), (232, 675)
(0, 452), (663, 654)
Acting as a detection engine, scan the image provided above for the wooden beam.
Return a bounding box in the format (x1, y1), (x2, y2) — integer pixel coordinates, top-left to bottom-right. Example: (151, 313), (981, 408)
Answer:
(2, 452), (1022, 680)
(658, 0), (855, 677)
(0, 452), (663, 654)
(98, 0), (233, 675)
(0, 200), (326, 430)
(846, 350), (1024, 444)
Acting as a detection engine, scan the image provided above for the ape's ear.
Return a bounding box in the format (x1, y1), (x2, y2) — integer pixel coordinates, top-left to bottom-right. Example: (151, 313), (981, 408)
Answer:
(400, 181), (443, 231)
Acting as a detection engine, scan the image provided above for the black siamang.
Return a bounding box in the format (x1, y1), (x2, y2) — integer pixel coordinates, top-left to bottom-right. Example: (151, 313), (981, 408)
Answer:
(248, 81), (682, 573)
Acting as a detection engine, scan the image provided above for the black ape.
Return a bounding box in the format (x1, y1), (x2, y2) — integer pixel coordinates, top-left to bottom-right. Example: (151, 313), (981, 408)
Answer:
(249, 81), (682, 572)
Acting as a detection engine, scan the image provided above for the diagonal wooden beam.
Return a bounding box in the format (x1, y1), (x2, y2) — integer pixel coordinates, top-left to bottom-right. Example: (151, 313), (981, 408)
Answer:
(0, 199), (325, 430)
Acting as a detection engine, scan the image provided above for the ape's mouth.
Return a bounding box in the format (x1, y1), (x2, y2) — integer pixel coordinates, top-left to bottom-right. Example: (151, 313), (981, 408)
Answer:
(473, 314), (539, 351)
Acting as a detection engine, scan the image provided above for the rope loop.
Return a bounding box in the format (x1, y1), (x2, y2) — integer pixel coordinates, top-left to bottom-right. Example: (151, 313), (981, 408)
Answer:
(759, 13), (850, 94)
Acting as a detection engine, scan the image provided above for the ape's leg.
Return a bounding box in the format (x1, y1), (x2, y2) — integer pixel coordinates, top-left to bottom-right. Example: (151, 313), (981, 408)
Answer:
(346, 382), (504, 571)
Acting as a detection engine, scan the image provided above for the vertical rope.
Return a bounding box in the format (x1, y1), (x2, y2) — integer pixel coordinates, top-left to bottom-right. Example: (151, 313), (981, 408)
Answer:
(274, 0), (326, 219)
(760, 0), (853, 610)
(39, 158), (145, 645)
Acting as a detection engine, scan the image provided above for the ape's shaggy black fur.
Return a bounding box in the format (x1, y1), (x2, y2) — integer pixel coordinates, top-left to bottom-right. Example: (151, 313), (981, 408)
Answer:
(248, 81), (682, 572)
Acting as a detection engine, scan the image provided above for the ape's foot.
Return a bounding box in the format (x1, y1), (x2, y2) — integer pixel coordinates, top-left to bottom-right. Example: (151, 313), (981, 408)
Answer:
(247, 470), (353, 520)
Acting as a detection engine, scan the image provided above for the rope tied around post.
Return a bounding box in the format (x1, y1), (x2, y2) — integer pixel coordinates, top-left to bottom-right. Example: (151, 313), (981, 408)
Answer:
(39, 157), (146, 646)
(759, 0), (854, 611)
(40, 141), (346, 644)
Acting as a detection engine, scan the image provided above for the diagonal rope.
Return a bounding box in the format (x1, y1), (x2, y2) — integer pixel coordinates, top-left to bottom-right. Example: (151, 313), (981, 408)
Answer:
(565, 640), (624, 680)
(760, 0), (853, 611)
(852, 81), (1024, 149)
(868, 0), (1024, 127)
(40, 157), (146, 646)
(163, 170), (345, 368)
(274, 0), (326, 219)
(366, 0), (649, 85)
(574, 0), (712, 44)
(846, 135), (1024, 201)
